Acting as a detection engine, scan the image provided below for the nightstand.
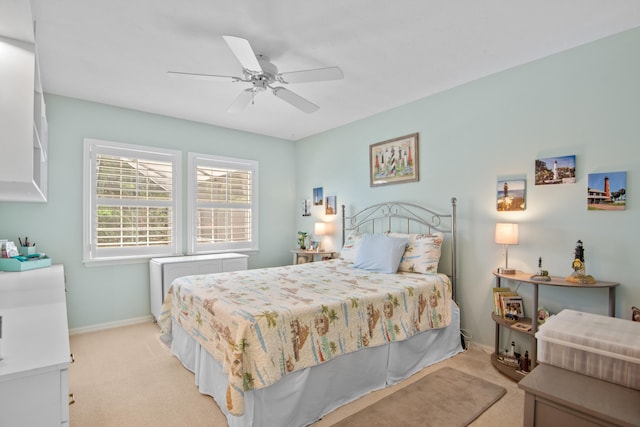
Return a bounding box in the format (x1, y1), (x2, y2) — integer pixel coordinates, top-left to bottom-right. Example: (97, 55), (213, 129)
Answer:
(290, 249), (335, 264)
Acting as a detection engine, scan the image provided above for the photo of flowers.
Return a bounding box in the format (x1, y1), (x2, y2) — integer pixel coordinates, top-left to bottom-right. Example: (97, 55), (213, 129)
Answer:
(587, 171), (626, 210)
(535, 155), (576, 185)
(497, 179), (525, 211)
(313, 187), (323, 205)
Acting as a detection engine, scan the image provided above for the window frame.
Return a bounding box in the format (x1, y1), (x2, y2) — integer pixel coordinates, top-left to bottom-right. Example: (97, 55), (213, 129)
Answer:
(187, 152), (259, 255)
(83, 138), (182, 265)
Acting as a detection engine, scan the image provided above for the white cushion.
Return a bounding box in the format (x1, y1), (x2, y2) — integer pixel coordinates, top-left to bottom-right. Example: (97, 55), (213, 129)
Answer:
(339, 231), (363, 263)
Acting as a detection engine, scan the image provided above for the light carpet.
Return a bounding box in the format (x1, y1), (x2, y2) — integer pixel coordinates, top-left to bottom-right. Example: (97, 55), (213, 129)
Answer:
(332, 367), (506, 427)
(68, 322), (523, 426)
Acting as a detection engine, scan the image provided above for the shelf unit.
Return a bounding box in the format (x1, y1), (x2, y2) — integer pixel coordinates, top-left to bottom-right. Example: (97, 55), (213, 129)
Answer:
(491, 269), (619, 381)
(0, 0), (48, 202)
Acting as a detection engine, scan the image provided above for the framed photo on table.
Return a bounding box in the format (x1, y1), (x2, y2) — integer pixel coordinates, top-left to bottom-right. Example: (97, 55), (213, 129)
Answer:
(370, 133), (419, 187)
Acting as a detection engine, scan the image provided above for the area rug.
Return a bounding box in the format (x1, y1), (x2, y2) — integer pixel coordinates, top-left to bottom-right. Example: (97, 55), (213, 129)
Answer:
(332, 367), (506, 427)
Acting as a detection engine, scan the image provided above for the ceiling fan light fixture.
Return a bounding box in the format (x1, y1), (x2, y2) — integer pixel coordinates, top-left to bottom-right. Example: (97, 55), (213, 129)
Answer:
(171, 35), (342, 114)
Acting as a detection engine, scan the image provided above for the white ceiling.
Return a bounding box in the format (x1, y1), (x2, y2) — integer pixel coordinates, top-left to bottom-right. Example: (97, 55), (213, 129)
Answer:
(31, 0), (640, 141)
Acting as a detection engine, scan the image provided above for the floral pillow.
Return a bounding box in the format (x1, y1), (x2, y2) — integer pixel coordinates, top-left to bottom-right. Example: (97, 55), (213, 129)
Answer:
(386, 232), (444, 274)
(339, 231), (363, 263)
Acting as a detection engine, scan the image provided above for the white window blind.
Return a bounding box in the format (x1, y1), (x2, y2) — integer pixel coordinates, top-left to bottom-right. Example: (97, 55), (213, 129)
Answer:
(84, 139), (182, 263)
(188, 153), (258, 253)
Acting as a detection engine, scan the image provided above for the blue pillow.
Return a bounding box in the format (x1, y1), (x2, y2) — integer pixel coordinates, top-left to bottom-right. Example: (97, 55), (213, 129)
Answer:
(353, 234), (409, 273)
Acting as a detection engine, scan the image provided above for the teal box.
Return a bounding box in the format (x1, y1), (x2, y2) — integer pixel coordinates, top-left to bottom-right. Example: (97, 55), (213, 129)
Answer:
(0, 256), (51, 272)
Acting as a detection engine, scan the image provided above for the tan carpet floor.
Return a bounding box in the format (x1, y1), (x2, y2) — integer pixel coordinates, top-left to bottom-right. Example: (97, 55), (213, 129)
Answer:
(69, 321), (524, 426)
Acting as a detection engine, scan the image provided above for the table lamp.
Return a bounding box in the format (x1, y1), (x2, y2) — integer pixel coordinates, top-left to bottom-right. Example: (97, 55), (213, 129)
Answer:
(495, 223), (519, 274)
(314, 222), (327, 251)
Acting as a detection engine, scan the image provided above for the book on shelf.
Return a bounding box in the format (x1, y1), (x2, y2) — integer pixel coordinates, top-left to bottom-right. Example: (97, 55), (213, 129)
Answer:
(492, 288), (518, 317)
(492, 287), (509, 315)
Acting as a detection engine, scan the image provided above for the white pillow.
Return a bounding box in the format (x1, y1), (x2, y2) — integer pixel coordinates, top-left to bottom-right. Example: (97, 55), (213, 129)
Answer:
(353, 234), (409, 273)
(339, 231), (363, 263)
(386, 232), (444, 274)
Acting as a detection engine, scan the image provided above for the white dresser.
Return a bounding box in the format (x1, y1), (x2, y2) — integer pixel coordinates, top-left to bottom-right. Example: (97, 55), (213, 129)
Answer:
(0, 264), (71, 426)
(150, 253), (248, 320)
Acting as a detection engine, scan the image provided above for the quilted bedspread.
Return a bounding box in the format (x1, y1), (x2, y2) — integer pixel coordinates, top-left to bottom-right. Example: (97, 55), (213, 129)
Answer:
(158, 259), (452, 416)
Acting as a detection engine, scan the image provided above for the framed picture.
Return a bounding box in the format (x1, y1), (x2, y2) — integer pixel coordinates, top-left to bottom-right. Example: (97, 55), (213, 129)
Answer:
(535, 155), (576, 185)
(587, 171), (626, 210)
(313, 187), (323, 205)
(502, 296), (524, 318)
(370, 133), (419, 187)
(302, 199), (311, 216)
(511, 322), (532, 332)
(325, 195), (337, 215)
(497, 179), (526, 211)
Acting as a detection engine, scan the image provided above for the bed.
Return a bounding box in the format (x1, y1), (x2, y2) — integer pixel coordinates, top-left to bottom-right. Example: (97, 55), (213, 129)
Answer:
(159, 199), (461, 427)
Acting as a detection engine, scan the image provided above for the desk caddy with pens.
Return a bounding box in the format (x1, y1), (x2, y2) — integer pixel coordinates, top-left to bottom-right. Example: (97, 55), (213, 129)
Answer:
(0, 239), (51, 272)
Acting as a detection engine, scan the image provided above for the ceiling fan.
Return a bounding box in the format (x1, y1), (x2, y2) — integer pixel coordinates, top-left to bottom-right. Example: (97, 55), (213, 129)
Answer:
(168, 35), (343, 114)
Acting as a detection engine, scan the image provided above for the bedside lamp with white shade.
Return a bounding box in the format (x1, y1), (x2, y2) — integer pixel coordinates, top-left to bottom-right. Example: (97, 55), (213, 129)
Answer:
(495, 223), (519, 274)
(314, 222), (328, 251)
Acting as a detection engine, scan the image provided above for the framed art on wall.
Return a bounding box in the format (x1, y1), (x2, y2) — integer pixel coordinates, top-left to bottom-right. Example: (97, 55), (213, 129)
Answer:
(534, 155), (576, 185)
(370, 133), (419, 187)
(587, 171), (626, 210)
(313, 187), (323, 205)
(325, 195), (337, 215)
(497, 179), (526, 211)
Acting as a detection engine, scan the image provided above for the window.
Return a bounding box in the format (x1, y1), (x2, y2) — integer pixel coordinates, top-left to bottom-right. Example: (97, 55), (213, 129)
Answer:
(188, 153), (259, 254)
(83, 139), (182, 263)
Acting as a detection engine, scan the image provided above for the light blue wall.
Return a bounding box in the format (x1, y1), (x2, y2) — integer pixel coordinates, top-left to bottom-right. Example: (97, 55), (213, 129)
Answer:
(1, 28), (638, 348)
(295, 27), (640, 349)
(0, 95), (296, 330)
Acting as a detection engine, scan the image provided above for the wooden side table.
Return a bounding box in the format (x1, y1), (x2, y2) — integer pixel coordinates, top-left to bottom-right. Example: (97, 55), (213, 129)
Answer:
(291, 249), (335, 264)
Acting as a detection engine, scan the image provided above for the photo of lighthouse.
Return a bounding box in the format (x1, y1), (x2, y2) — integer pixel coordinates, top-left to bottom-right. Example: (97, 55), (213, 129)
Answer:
(587, 171), (626, 210)
(534, 155), (576, 185)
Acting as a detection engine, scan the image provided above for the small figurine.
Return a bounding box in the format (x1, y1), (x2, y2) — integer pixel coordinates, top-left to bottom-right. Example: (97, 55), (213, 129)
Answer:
(530, 256), (551, 281)
(566, 240), (596, 284)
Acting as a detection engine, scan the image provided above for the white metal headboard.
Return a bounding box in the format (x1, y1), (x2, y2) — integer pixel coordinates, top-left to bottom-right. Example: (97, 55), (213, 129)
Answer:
(341, 198), (458, 301)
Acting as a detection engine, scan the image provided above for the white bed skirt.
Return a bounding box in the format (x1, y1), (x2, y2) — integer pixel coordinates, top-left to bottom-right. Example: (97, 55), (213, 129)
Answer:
(169, 301), (462, 427)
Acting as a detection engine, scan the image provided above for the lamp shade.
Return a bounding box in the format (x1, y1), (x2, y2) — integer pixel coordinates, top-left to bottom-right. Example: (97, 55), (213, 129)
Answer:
(495, 223), (519, 245)
(314, 222), (327, 235)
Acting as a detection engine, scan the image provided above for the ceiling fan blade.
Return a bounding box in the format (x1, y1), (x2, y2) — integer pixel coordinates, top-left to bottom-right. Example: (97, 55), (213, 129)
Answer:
(227, 89), (255, 114)
(272, 87), (319, 113)
(222, 35), (262, 74)
(167, 71), (241, 82)
(278, 66), (344, 84)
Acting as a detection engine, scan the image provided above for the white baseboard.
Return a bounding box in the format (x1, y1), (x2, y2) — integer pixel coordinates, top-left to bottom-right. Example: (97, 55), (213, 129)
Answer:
(69, 314), (154, 335)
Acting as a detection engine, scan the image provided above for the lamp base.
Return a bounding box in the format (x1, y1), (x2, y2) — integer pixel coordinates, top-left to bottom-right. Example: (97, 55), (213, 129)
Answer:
(497, 267), (516, 275)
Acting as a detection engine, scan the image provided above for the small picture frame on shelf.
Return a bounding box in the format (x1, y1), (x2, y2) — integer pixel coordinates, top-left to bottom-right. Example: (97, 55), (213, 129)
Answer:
(512, 322), (532, 332)
(502, 296), (524, 318)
